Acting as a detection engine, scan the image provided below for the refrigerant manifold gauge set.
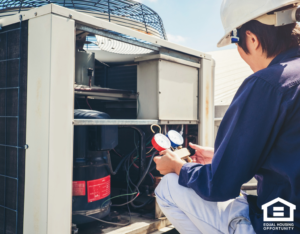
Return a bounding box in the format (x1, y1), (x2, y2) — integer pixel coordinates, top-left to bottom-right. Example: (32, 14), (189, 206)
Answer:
(150, 125), (192, 162)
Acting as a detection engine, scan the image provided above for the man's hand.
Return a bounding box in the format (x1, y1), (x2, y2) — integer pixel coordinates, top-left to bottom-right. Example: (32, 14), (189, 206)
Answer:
(189, 143), (214, 165)
(153, 149), (186, 175)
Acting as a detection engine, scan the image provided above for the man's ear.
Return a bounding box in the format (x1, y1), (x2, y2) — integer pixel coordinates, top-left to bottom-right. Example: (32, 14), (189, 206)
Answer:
(245, 30), (260, 52)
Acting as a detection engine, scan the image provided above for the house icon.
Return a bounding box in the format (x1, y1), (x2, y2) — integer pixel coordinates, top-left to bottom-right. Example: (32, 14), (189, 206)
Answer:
(262, 198), (296, 222)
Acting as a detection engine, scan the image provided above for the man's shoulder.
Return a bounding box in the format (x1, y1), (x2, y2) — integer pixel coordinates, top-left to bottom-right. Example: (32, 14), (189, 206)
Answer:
(252, 57), (300, 94)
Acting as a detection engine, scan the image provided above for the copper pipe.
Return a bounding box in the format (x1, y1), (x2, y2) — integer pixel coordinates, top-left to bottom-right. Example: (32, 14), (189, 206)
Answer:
(184, 125), (188, 148)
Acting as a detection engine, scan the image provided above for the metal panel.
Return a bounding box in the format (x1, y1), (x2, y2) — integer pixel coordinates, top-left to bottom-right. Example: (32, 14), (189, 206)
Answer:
(198, 58), (215, 147)
(73, 119), (159, 126)
(24, 14), (74, 234)
(160, 48), (200, 64)
(24, 15), (51, 234)
(135, 54), (200, 68)
(137, 59), (159, 119)
(0, 4), (53, 29)
(137, 55), (199, 121)
(158, 60), (198, 120)
(159, 120), (199, 125)
(47, 14), (74, 234)
(73, 119), (199, 126)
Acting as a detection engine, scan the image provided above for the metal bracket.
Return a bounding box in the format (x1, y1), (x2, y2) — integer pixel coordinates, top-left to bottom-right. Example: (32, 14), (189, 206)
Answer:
(275, 7), (298, 26)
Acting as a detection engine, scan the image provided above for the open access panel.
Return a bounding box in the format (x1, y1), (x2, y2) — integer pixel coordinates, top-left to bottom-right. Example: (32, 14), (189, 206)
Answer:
(0, 4), (215, 234)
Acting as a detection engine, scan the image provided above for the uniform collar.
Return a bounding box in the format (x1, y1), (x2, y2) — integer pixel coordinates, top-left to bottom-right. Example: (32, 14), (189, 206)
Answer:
(268, 46), (300, 67)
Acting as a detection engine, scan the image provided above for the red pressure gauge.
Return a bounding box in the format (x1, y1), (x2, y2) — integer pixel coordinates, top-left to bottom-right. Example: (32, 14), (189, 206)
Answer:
(151, 133), (171, 152)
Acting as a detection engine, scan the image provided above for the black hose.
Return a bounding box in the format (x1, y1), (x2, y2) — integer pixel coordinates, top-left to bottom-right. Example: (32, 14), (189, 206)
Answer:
(130, 150), (157, 209)
(149, 164), (157, 172)
(111, 155), (140, 207)
(106, 149), (134, 175)
(112, 151), (157, 208)
(119, 126), (146, 180)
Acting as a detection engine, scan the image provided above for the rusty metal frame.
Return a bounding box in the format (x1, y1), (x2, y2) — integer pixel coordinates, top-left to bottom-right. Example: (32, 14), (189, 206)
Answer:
(198, 58), (215, 147)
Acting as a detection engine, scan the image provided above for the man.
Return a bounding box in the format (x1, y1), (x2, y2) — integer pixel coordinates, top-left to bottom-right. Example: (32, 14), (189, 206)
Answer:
(154, 1), (300, 233)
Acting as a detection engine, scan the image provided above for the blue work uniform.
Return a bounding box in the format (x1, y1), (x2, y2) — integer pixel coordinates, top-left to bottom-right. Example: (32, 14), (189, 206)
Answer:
(179, 47), (300, 233)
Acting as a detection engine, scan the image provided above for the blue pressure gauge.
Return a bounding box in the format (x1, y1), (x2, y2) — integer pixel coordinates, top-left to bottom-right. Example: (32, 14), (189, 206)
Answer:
(167, 130), (184, 148)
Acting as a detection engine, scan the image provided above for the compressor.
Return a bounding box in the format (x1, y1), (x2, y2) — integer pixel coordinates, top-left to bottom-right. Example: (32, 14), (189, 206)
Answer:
(72, 109), (118, 224)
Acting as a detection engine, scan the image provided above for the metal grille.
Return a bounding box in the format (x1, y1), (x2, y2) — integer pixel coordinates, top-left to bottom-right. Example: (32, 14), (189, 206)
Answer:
(0, 0), (167, 40)
(95, 65), (137, 92)
(0, 18), (27, 234)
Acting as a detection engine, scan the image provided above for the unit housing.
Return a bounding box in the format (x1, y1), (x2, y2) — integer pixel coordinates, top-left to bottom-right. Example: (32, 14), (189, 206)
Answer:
(0, 4), (215, 234)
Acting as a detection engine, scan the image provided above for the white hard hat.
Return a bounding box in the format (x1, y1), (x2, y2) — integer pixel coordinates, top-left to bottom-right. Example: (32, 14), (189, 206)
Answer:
(218, 0), (300, 47)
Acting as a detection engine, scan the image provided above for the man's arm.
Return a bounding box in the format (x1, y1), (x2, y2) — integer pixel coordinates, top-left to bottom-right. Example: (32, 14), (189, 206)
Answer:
(154, 143), (214, 175)
(155, 76), (285, 202)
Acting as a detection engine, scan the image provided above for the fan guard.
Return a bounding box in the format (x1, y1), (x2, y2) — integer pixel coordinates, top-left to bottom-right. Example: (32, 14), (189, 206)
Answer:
(0, 0), (167, 40)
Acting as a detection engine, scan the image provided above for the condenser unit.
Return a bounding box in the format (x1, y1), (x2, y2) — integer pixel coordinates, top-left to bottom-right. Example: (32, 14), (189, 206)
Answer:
(0, 1), (215, 233)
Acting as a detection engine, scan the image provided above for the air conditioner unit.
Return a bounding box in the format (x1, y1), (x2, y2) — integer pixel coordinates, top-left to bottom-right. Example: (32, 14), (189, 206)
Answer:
(0, 2), (214, 234)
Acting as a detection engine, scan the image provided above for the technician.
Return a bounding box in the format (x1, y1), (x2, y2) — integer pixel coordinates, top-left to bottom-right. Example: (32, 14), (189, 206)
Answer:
(154, 1), (300, 233)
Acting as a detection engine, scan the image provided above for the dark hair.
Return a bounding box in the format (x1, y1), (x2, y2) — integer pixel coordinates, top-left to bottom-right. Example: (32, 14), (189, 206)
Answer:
(238, 20), (300, 58)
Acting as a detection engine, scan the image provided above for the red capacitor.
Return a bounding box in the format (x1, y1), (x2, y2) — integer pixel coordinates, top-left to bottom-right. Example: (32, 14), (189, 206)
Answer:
(151, 133), (171, 152)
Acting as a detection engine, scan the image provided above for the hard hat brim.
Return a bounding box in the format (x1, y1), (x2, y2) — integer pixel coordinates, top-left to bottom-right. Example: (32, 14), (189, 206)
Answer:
(217, 0), (300, 47)
(217, 32), (232, 48)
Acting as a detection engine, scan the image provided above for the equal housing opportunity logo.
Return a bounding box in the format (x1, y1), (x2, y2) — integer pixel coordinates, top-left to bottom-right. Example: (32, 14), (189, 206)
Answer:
(262, 198), (296, 231)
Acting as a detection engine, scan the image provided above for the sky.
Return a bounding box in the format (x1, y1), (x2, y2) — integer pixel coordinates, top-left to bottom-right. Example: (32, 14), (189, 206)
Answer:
(135, 0), (236, 52)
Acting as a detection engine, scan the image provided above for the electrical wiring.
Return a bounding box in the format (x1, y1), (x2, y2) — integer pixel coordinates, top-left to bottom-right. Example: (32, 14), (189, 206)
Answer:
(149, 164), (157, 173)
(84, 154), (139, 226)
(130, 154), (155, 184)
(112, 155), (141, 207)
(105, 132), (156, 209)
(126, 153), (136, 193)
(127, 156), (140, 194)
(107, 150), (132, 175)
(148, 173), (154, 180)
(146, 154), (154, 158)
(101, 192), (138, 209)
(126, 177), (132, 228)
(94, 155), (140, 225)
(85, 96), (92, 110)
(113, 149), (123, 158)
(76, 213), (131, 226)
(126, 165), (155, 208)
(146, 147), (154, 154)
(129, 150), (157, 209)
